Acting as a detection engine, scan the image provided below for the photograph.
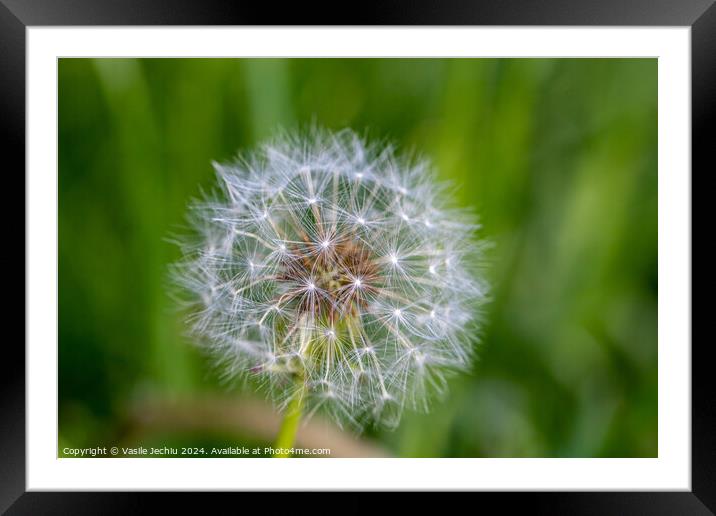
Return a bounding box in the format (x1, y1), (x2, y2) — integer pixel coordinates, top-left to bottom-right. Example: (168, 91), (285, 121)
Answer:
(58, 57), (658, 459)
(4, 0), (709, 507)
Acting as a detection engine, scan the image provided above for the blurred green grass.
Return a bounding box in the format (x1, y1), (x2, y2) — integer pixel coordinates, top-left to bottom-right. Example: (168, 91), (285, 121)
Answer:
(59, 58), (657, 457)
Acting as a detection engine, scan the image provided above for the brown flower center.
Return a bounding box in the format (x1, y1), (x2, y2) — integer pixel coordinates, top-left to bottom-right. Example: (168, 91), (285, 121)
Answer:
(279, 236), (380, 322)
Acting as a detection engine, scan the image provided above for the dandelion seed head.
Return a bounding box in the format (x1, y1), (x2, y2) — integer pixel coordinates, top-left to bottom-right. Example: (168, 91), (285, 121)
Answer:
(172, 127), (488, 430)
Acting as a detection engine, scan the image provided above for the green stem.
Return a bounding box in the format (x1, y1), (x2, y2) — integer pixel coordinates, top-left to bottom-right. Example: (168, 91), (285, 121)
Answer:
(273, 381), (305, 458)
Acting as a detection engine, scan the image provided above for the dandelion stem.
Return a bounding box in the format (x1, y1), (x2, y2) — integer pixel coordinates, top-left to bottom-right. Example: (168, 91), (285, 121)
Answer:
(273, 379), (305, 457)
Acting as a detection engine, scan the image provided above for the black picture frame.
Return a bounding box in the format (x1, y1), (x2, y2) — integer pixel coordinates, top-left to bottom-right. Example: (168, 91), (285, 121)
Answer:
(4, 0), (711, 512)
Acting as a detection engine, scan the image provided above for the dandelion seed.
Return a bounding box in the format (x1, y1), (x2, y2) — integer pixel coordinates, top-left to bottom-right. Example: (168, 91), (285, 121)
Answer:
(172, 127), (488, 431)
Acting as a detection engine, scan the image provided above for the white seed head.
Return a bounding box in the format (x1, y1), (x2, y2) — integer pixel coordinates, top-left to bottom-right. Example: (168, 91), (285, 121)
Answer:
(173, 128), (489, 430)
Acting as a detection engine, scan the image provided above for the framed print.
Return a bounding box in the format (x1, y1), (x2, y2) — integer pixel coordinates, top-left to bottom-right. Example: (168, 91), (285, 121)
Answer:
(5, 0), (712, 511)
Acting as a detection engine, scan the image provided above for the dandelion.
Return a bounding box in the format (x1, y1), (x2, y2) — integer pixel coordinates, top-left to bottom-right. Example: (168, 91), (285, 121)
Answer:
(172, 128), (488, 455)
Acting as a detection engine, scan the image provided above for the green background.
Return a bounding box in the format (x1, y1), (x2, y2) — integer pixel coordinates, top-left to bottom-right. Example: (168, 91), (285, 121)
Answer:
(59, 58), (657, 457)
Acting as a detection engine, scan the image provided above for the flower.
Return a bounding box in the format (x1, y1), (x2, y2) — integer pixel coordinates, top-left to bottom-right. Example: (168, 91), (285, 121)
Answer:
(173, 128), (488, 430)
